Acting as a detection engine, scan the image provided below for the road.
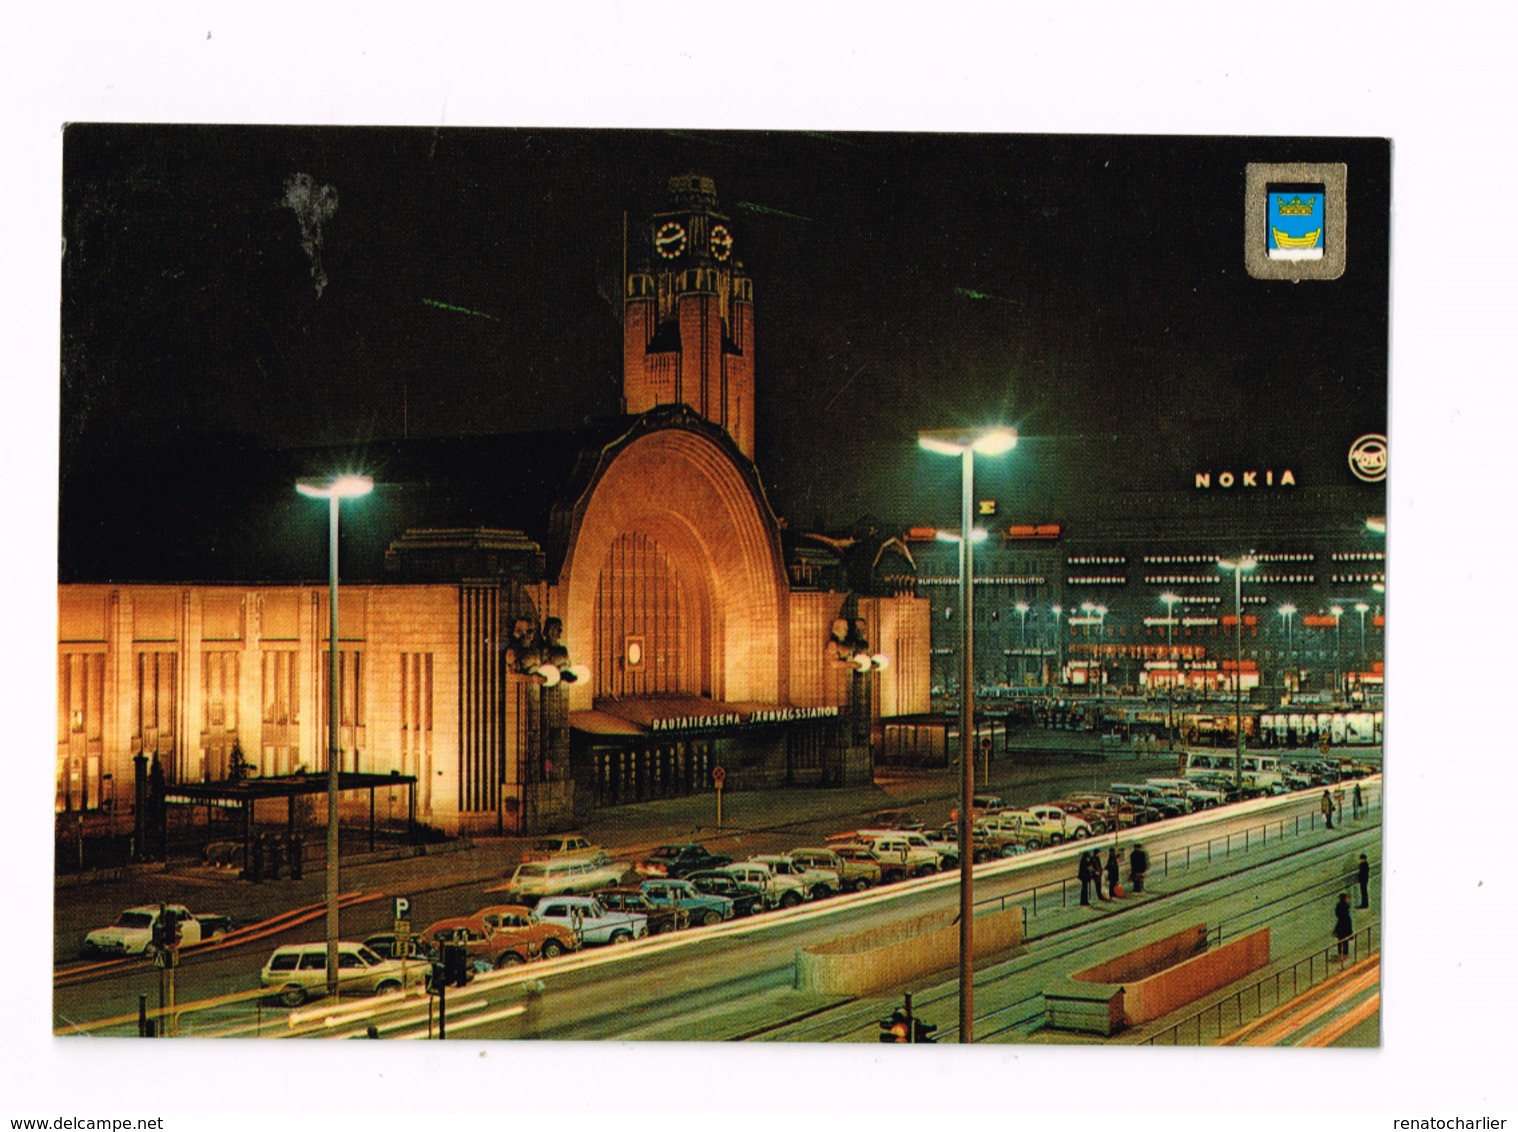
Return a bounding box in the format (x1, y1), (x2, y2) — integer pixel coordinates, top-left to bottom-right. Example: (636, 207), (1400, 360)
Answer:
(55, 779), (1382, 1043)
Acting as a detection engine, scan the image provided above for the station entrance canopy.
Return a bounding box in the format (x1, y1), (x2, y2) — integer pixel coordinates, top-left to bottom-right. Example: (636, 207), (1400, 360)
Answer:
(571, 696), (840, 739)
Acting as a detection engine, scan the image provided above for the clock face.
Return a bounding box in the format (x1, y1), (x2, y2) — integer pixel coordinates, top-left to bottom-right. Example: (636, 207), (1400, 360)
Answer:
(655, 221), (687, 259)
(709, 224), (733, 261)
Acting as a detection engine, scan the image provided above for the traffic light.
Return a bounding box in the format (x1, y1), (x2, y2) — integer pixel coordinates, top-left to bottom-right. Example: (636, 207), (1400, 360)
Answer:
(426, 959), (447, 995)
(877, 1008), (909, 1043)
(151, 907), (178, 950)
(912, 1018), (938, 1044)
(443, 942), (472, 988)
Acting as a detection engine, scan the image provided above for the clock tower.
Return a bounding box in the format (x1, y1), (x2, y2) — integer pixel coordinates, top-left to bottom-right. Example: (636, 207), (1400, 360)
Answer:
(623, 174), (756, 459)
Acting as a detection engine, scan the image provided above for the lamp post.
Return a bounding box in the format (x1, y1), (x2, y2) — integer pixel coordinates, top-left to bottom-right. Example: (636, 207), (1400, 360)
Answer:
(1219, 557), (1257, 791)
(1330, 605), (1344, 700)
(919, 425), (1016, 1045)
(1278, 603), (1297, 701)
(1160, 592), (1180, 744)
(1354, 602), (1370, 695)
(1080, 602), (1108, 705)
(1015, 601), (1029, 687)
(1050, 605), (1064, 688)
(296, 473), (374, 998)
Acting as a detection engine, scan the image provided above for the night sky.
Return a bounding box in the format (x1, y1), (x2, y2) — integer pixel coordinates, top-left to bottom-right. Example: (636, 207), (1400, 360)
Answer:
(60, 127), (1389, 576)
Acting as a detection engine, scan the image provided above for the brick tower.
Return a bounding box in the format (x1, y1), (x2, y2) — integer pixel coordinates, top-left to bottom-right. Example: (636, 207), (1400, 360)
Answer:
(623, 174), (756, 459)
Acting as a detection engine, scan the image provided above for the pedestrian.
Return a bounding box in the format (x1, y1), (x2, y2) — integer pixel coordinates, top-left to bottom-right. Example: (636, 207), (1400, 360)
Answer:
(1321, 789), (1335, 830)
(1332, 893), (1354, 961)
(288, 833), (303, 881)
(1078, 851), (1092, 906)
(1091, 849), (1107, 901)
(1357, 853), (1370, 909)
(248, 832), (264, 883)
(1130, 842), (1149, 893)
(1334, 785), (1346, 824)
(1105, 847), (1121, 897)
(1352, 781), (1364, 820)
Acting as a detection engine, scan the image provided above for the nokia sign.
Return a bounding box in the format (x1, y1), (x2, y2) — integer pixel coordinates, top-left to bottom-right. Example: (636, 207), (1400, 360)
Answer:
(1194, 469), (1298, 489)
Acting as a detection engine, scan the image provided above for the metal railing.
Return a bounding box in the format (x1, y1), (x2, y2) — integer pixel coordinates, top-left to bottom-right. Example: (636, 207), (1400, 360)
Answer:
(974, 788), (1380, 921)
(1141, 920), (1380, 1046)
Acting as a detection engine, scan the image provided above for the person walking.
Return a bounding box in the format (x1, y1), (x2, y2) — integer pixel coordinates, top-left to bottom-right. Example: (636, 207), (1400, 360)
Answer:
(1078, 851), (1093, 906)
(1352, 781), (1364, 820)
(1105, 847), (1121, 897)
(1321, 789), (1335, 830)
(1091, 849), (1107, 901)
(1332, 893), (1354, 961)
(1129, 842), (1149, 893)
(1334, 785), (1346, 825)
(1356, 853), (1371, 908)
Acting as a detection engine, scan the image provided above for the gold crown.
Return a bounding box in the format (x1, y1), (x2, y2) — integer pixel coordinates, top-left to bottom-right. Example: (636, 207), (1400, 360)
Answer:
(1276, 195), (1317, 216)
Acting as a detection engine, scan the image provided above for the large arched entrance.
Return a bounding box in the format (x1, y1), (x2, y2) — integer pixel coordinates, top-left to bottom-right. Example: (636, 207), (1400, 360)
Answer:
(552, 417), (790, 710)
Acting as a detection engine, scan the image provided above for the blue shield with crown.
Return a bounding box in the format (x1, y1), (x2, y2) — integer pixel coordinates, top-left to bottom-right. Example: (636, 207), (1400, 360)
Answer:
(1267, 187), (1325, 259)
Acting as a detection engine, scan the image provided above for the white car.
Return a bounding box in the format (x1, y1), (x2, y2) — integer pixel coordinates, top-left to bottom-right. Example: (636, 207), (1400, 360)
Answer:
(977, 806), (1093, 849)
(489, 855), (628, 903)
(260, 941), (426, 1007)
(721, 861), (806, 909)
(531, 895), (648, 945)
(853, 831), (943, 877)
(83, 904), (231, 956)
(749, 854), (839, 899)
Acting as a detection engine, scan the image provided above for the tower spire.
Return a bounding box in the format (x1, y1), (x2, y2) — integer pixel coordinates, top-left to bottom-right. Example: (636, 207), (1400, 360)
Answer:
(623, 174), (755, 459)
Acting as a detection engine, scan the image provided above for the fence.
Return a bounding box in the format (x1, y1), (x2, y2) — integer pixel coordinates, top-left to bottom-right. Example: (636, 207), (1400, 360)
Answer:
(1141, 920), (1381, 1045)
(974, 784), (1381, 922)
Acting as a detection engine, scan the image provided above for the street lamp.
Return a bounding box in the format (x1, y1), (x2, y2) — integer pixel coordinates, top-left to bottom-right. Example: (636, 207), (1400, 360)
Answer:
(1278, 603), (1297, 701)
(918, 425), (1016, 1045)
(1354, 601), (1370, 694)
(1014, 601), (1029, 687)
(1219, 557), (1257, 791)
(1080, 602), (1107, 704)
(296, 472), (374, 999)
(1050, 604), (1064, 689)
(1330, 605), (1345, 700)
(1160, 592), (1180, 744)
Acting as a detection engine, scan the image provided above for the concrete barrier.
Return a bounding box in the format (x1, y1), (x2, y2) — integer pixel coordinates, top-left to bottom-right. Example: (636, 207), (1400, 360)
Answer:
(795, 905), (1024, 996)
(1049, 923), (1272, 1031)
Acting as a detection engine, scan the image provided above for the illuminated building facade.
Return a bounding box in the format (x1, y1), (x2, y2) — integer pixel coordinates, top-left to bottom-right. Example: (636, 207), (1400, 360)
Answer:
(911, 513), (1385, 703)
(56, 176), (932, 835)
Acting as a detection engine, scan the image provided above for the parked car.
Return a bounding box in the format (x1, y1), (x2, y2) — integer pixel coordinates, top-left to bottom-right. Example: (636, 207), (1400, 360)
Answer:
(790, 846), (880, 893)
(1060, 792), (1151, 829)
(827, 842), (898, 885)
(1110, 782), (1188, 818)
(633, 843), (733, 879)
(868, 809), (926, 832)
(685, 870), (767, 916)
(976, 805), (1093, 850)
(260, 941), (426, 1007)
(530, 895), (648, 946)
(1146, 777), (1226, 809)
(749, 854), (839, 900)
(422, 915), (538, 969)
(521, 835), (603, 862)
(83, 904), (234, 957)
(473, 904), (580, 960)
(488, 855), (630, 905)
(595, 887), (686, 934)
(638, 878), (735, 926)
(720, 861), (806, 909)
(920, 828), (962, 868)
(852, 831), (943, 877)
(948, 794), (1007, 824)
